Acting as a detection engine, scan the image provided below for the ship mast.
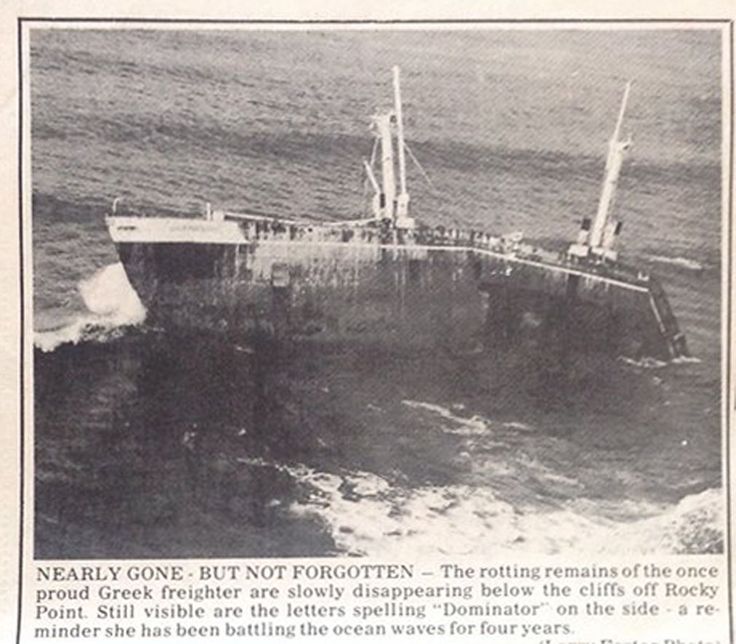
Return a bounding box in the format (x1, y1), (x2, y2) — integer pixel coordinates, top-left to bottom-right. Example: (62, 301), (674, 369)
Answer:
(569, 82), (632, 263)
(590, 81), (632, 259)
(373, 112), (396, 220)
(368, 67), (415, 228)
(393, 66), (411, 223)
(363, 159), (382, 218)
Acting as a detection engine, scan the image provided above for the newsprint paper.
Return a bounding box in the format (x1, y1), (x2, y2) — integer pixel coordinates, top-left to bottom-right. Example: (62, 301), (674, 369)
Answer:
(0, 0), (734, 643)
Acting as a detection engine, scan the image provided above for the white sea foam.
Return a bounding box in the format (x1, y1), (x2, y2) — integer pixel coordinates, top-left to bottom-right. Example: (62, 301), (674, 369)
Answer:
(286, 462), (723, 557)
(672, 354), (702, 365)
(34, 263), (146, 352)
(619, 354), (702, 369)
(402, 399), (536, 437)
(233, 447), (723, 557)
(618, 356), (668, 369)
(502, 420), (535, 432)
(595, 487), (723, 554)
(647, 254), (704, 271)
(288, 468), (595, 557)
(402, 400), (491, 436)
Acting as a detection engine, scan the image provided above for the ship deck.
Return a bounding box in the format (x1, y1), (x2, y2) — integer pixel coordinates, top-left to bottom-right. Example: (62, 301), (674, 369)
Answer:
(107, 211), (653, 294)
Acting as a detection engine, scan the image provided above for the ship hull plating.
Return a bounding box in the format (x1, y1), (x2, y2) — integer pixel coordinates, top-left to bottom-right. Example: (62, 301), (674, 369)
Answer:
(116, 239), (678, 360)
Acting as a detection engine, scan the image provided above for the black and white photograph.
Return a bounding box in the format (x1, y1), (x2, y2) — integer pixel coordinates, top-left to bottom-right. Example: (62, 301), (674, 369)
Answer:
(30, 24), (724, 561)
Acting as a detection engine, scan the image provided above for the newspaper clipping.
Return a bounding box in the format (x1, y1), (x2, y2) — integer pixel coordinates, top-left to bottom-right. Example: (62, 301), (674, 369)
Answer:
(3, 2), (733, 642)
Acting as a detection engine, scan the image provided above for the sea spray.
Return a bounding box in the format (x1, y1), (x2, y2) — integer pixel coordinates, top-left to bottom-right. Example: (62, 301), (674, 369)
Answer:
(34, 263), (146, 352)
(288, 464), (723, 557)
(79, 262), (146, 323)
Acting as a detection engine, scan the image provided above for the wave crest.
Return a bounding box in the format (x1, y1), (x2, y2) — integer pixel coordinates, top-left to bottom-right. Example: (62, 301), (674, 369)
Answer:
(647, 254), (704, 271)
(34, 263), (146, 352)
(285, 461), (723, 556)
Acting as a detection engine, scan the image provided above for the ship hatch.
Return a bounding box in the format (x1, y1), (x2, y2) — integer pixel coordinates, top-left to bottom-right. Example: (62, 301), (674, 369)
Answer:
(271, 263), (291, 289)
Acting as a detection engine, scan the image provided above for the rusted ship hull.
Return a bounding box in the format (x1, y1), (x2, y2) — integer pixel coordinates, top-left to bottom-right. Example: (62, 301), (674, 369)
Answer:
(114, 233), (685, 360)
(108, 67), (689, 362)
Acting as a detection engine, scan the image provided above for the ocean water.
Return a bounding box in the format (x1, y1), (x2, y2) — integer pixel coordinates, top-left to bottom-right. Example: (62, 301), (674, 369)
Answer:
(30, 28), (723, 558)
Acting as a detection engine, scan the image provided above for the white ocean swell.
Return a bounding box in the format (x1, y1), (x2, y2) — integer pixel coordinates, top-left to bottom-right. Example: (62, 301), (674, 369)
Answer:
(235, 445), (722, 558)
(34, 262), (146, 352)
(287, 466), (722, 557)
(646, 254), (704, 271)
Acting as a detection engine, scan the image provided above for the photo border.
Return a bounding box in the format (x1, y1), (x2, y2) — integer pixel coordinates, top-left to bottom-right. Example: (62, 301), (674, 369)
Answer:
(15, 16), (734, 644)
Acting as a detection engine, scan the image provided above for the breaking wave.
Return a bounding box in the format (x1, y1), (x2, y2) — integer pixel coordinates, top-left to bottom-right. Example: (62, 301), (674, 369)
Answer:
(672, 354), (703, 365)
(34, 263), (146, 352)
(401, 400), (491, 436)
(618, 354), (702, 368)
(237, 397), (722, 557)
(647, 254), (704, 271)
(618, 356), (668, 369)
(287, 465), (722, 557)
(401, 399), (535, 436)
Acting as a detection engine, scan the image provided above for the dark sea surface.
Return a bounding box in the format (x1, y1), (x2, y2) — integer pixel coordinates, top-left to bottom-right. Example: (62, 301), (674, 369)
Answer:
(31, 28), (723, 558)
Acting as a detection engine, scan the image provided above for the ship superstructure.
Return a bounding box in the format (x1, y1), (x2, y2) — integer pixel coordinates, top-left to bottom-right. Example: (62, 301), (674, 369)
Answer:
(106, 67), (688, 360)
